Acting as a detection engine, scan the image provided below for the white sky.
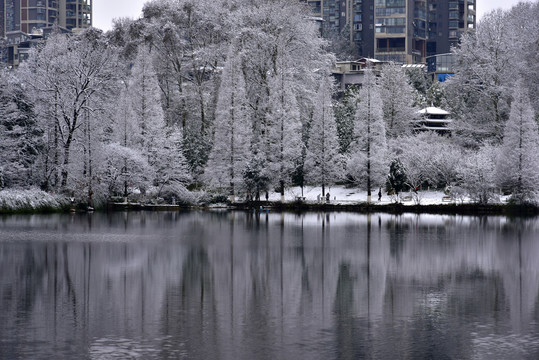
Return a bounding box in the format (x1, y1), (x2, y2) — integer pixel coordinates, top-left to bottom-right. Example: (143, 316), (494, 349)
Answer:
(92, 0), (532, 32)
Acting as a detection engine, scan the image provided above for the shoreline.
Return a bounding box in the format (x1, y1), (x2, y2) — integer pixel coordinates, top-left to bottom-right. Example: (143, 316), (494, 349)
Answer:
(2, 201), (538, 217)
(91, 201), (539, 217)
(227, 201), (539, 217)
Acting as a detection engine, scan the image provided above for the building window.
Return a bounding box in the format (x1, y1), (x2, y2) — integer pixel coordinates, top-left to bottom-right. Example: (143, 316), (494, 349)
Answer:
(375, 0), (405, 6)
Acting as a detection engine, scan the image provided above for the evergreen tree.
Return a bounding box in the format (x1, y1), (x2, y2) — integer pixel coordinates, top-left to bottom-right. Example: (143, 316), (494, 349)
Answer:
(243, 151), (271, 201)
(334, 86), (358, 154)
(205, 41), (252, 201)
(496, 81), (539, 203)
(304, 75), (343, 197)
(107, 88), (148, 198)
(387, 159), (408, 198)
(0, 72), (42, 188)
(128, 45), (166, 171)
(347, 69), (387, 203)
(155, 127), (192, 199)
(266, 71), (303, 202)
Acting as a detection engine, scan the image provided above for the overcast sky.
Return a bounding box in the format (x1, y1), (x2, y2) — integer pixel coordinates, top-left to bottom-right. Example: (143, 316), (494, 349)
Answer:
(92, 0), (532, 32)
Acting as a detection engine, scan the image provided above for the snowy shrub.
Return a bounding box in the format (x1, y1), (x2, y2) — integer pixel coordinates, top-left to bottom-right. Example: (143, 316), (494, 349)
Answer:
(411, 191), (425, 206)
(158, 182), (199, 205)
(0, 188), (68, 213)
(449, 186), (468, 204)
(457, 146), (498, 205)
(390, 133), (461, 190)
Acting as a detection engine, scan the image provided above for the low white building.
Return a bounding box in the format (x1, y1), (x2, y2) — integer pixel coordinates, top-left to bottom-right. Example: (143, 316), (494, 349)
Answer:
(414, 107), (453, 134)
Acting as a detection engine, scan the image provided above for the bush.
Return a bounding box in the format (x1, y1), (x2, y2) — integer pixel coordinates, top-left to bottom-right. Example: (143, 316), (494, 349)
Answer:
(0, 188), (69, 213)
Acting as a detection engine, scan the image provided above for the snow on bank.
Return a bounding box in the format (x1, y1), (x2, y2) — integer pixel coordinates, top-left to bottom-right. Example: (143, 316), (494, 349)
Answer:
(260, 185), (474, 205)
(0, 189), (68, 213)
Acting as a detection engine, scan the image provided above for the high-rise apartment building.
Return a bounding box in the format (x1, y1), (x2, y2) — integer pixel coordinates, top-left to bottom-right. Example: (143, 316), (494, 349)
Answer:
(426, 0), (476, 56)
(1, 0), (91, 36)
(306, 0), (376, 58)
(303, 0), (476, 63)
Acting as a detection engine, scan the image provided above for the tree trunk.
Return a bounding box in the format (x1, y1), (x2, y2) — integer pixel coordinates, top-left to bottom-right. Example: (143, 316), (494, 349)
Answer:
(61, 132), (73, 188)
(366, 88), (372, 204)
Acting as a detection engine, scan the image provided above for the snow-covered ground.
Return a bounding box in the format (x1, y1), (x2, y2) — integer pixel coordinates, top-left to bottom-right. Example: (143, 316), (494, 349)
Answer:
(259, 185), (476, 205)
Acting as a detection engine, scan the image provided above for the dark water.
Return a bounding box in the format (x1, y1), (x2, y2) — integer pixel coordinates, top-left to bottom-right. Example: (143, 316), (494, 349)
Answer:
(1, 211), (539, 359)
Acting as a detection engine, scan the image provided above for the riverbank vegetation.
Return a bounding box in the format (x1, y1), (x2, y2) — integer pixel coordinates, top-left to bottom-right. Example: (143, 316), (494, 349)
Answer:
(0, 0), (538, 211)
(0, 188), (69, 214)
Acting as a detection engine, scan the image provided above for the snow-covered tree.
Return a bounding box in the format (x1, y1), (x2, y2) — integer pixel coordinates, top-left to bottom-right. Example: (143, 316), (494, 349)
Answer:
(503, 2), (539, 114)
(334, 86), (358, 154)
(265, 71), (304, 202)
(392, 131), (463, 191)
(406, 67), (430, 99)
(426, 81), (444, 108)
(155, 127), (192, 199)
(243, 151), (271, 201)
(446, 9), (517, 143)
(496, 81), (539, 203)
(347, 70), (387, 203)
(304, 75), (343, 196)
(141, 0), (228, 181)
(101, 45), (167, 200)
(101, 143), (152, 198)
(205, 41), (252, 201)
(0, 71), (42, 188)
(379, 63), (417, 137)
(388, 133), (437, 191)
(107, 88), (141, 198)
(457, 145), (498, 204)
(387, 158), (408, 199)
(128, 45), (166, 169)
(431, 140), (463, 188)
(22, 28), (118, 192)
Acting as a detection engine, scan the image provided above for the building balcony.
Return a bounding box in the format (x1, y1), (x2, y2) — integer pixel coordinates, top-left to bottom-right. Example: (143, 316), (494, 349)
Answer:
(414, 29), (426, 38)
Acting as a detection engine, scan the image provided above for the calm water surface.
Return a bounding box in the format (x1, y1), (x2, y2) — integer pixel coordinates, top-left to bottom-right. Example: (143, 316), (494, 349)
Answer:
(1, 211), (539, 359)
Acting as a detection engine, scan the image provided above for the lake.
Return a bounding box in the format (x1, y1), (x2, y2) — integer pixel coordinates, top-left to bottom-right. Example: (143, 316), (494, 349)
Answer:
(1, 211), (538, 359)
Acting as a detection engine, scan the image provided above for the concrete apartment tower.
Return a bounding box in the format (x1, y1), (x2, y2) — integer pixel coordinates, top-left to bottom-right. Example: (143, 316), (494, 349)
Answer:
(302, 0), (476, 63)
(1, 0), (91, 36)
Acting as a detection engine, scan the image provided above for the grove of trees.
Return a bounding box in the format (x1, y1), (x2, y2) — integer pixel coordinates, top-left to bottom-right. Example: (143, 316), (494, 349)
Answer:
(1, 0), (538, 206)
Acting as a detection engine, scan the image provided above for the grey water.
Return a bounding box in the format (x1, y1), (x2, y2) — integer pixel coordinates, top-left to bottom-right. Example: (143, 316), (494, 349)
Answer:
(1, 211), (539, 360)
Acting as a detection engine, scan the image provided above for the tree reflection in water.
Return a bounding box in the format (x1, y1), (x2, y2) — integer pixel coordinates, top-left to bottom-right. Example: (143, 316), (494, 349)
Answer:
(0, 212), (538, 359)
